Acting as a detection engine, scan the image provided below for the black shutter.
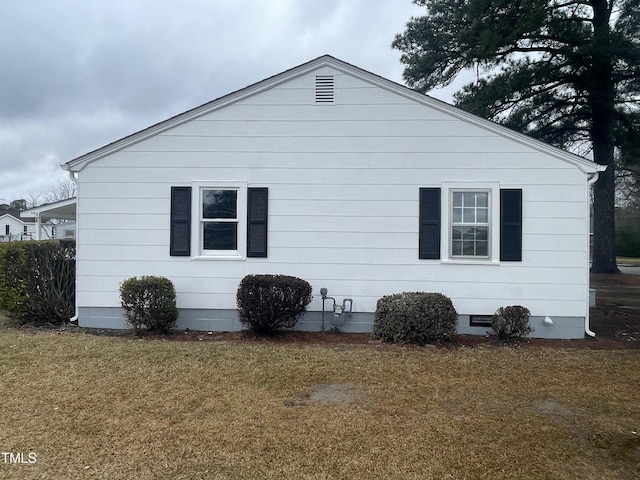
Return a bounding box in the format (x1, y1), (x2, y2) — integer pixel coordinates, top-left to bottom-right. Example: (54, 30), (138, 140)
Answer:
(500, 189), (522, 261)
(170, 187), (191, 256)
(419, 188), (441, 259)
(247, 187), (268, 258)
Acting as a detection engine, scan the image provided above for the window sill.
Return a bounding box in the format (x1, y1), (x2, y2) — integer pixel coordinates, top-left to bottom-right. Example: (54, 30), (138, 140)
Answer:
(191, 254), (246, 261)
(441, 258), (500, 266)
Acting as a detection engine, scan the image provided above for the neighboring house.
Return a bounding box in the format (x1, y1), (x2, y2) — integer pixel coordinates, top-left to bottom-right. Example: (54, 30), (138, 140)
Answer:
(62, 55), (605, 339)
(54, 222), (77, 240)
(21, 197), (77, 240)
(0, 212), (36, 242)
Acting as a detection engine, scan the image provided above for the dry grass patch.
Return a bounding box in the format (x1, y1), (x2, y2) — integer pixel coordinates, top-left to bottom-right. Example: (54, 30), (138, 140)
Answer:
(0, 329), (639, 479)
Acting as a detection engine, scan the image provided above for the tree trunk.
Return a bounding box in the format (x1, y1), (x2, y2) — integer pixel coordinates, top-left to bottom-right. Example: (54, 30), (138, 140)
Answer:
(591, 164), (617, 273)
(589, 0), (618, 274)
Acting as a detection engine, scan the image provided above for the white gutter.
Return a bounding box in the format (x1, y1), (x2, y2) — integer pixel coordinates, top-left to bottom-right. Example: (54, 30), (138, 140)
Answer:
(585, 171), (602, 337)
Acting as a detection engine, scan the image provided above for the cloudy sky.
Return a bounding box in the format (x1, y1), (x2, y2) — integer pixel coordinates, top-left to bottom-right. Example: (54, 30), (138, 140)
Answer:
(1, 0), (463, 204)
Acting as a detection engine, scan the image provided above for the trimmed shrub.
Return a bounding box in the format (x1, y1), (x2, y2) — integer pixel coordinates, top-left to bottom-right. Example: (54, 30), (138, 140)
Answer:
(491, 305), (532, 340)
(372, 292), (458, 344)
(120, 276), (178, 332)
(0, 240), (75, 325)
(236, 274), (313, 335)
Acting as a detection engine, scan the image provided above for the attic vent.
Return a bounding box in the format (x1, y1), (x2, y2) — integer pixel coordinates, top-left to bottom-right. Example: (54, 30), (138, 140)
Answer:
(315, 75), (335, 103)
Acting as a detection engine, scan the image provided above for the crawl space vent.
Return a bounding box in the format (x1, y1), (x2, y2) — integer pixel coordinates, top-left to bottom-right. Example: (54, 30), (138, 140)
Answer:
(315, 75), (335, 103)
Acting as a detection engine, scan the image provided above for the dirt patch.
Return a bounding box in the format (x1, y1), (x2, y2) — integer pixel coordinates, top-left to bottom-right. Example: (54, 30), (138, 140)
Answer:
(591, 272), (640, 307)
(284, 383), (359, 407)
(535, 399), (586, 418)
(589, 272), (640, 348)
(588, 306), (640, 343)
(310, 383), (359, 404)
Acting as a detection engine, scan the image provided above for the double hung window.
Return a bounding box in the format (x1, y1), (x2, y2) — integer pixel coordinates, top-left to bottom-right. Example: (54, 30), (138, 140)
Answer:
(202, 189), (238, 251)
(451, 191), (490, 258)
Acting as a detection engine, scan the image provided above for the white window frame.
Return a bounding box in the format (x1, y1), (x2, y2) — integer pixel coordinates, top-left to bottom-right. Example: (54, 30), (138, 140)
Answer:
(192, 181), (247, 260)
(441, 182), (500, 265)
(450, 190), (491, 258)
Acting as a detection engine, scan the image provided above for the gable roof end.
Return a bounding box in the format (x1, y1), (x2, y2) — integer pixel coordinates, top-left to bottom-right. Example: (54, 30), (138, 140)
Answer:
(63, 55), (605, 175)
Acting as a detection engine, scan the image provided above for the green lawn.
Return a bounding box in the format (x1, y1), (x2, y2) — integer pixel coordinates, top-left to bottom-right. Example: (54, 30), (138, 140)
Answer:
(1, 328), (639, 479)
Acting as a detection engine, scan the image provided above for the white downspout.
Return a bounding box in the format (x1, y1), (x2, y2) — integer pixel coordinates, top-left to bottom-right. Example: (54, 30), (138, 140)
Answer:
(68, 171), (79, 324)
(585, 171), (601, 337)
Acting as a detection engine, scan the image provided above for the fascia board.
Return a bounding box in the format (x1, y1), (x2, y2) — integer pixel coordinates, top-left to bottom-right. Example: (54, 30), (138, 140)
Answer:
(20, 197), (77, 219)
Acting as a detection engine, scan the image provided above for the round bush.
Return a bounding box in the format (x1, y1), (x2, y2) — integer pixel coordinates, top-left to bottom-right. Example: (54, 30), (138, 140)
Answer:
(372, 292), (458, 344)
(237, 274), (313, 335)
(491, 305), (532, 340)
(120, 276), (178, 332)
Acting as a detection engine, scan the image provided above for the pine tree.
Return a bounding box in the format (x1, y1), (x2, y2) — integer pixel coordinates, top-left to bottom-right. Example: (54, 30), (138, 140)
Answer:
(394, 0), (640, 273)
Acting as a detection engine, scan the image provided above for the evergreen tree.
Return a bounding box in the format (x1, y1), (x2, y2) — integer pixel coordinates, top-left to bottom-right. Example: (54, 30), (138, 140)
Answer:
(9, 199), (26, 211)
(393, 0), (640, 273)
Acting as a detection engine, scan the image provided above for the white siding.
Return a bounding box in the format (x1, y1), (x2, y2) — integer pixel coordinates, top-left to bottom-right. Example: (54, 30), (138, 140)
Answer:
(75, 65), (591, 327)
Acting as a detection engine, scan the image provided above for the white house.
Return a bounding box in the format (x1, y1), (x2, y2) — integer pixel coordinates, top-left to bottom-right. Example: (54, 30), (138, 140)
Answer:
(62, 55), (605, 339)
(0, 212), (37, 242)
(21, 197), (77, 240)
